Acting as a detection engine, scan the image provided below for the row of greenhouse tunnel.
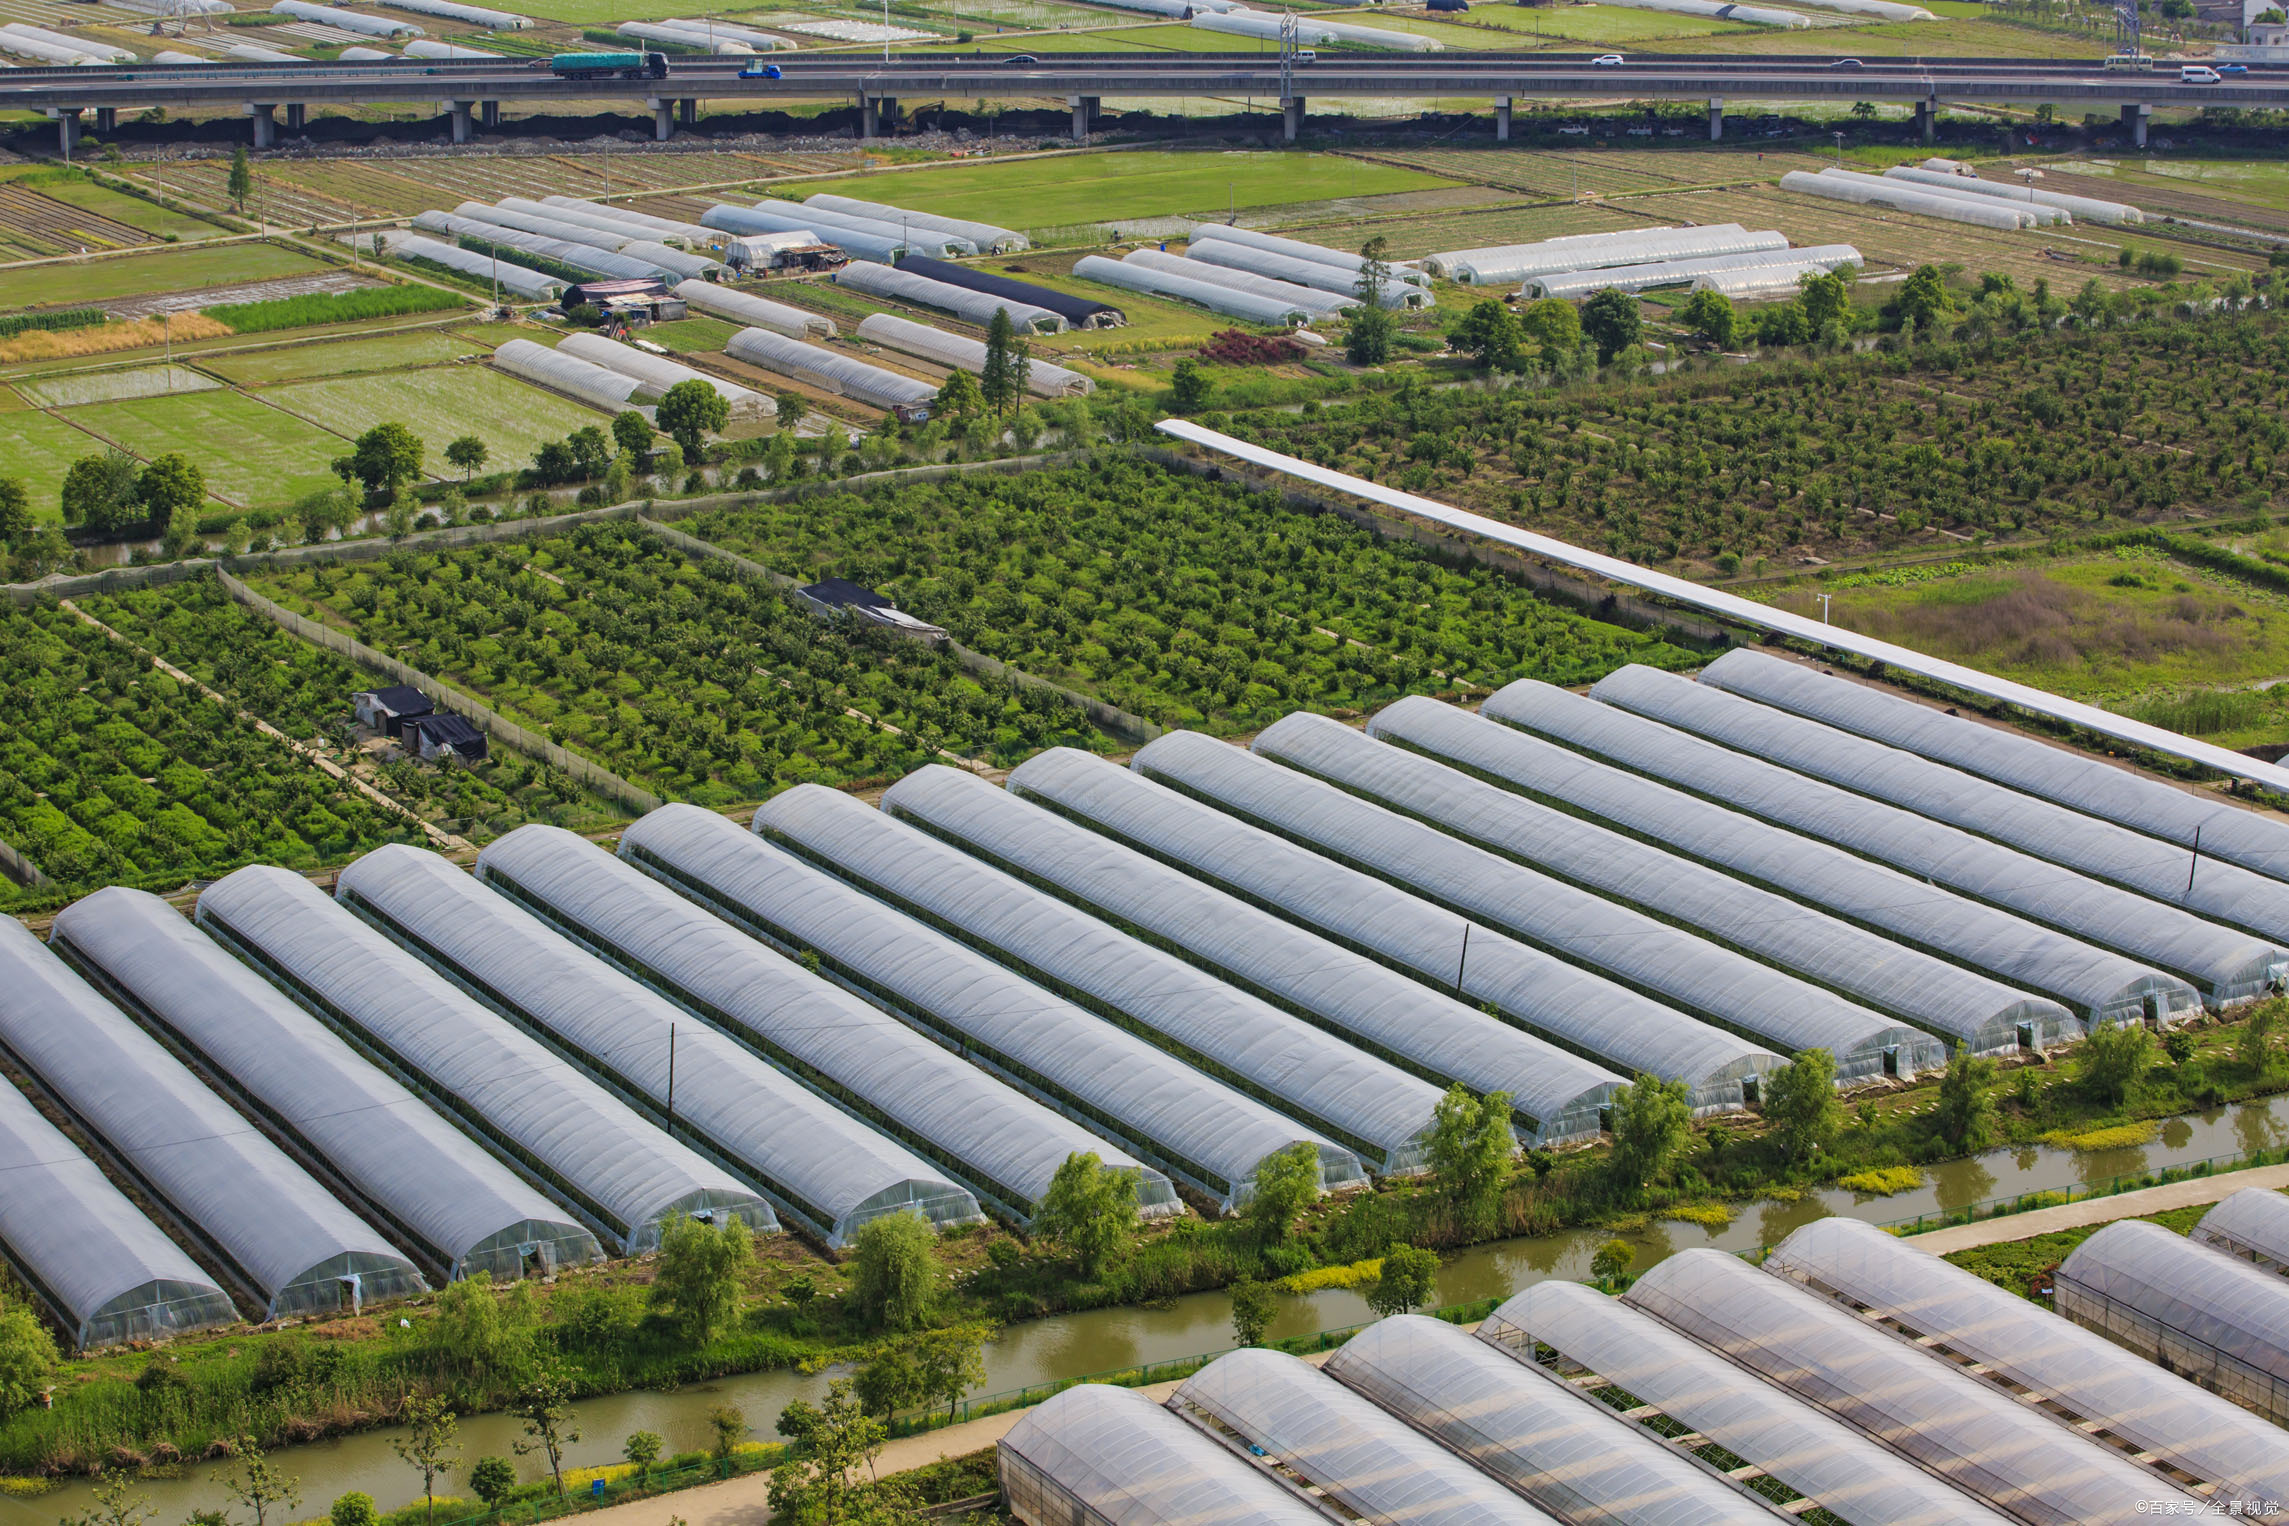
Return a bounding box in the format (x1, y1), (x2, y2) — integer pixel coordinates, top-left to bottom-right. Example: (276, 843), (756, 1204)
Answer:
(8, 654), (2289, 1505)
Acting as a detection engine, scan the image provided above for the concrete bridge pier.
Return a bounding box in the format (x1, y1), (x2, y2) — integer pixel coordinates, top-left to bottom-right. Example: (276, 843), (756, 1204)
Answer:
(1281, 93), (1304, 142)
(1707, 96), (1723, 140)
(479, 100), (499, 128)
(676, 96), (698, 128)
(1069, 93), (1096, 140)
(2121, 100), (2149, 147)
(247, 101), (276, 149)
(447, 99), (475, 144)
(1494, 95), (1511, 141)
(649, 96), (674, 139)
(47, 106), (79, 157)
(859, 94), (896, 137)
(284, 102), (305, 131)
(1915, 97), (1936, 142)
(93, 106), (115, 134)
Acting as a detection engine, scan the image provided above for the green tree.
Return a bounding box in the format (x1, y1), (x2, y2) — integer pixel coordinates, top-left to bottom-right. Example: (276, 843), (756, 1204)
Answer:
(1454, 299), (1526, 372)
(1032, 1150), (1139, 1279)
(656, 378), (730, 462)
(1345, 235), (1396, 366)
(509, 1369), (580, 1498)
(228, 145), (252, 213)
(391, 1396), (459, 1525)
(608, 410), (651, 458)
(383, 493), (419, 542)
(1364, 1244), (1439, 1320)
(1798, 270), (1852, 339)
(850, 1209), (940, 1332)
(1168, 358), (1212, 415)
(423, 1273), (539, 1386)
(1243, 1140), (1320, 1245)
(935, 368), (985, 422)
(774, 391), (808, 430)
(1850, 99), (1877, 120)
(1678, 287), (1737, 350)
(0, 1295), (55, 1420)
(1518, 296), (1582, 362)
(59, 448), (143, 534)
(1763, 1048), (1842, 1168)
(622, 1429), (663, 1480)
(1607, 1075), (1691, 1197)
(1933, 1045), (1999, 1153)
(2079, 1020), (2155, 1107)
(291, 483), (356, 546)
(348, 422), (424, 498)
(328, 1493), (378, 1526)
(649, 1211), (757, 1346)
(770, 1379), (887, 1526)
(0, 475), (30, 548)
(1427, 1084), (1513, 1239)
(1589, 1239), (1635, 1285)
(858, 1324), (989, 1423)
(137, 452), (205, 525)
(1893, 264), (1956, 333)
(444, 435), (488, 481)
(1228, 1277), (1277, 1347)
(59, 1470), (154, 1526)
(2242, 1001), (2281, 1076)
(1580, 289), (1642, 364)
(215, 1435), (300, 1526)
(710, 1403), (745, 1467)
(465, 1457), (516, 1509)
(980, 307), (1027, 417)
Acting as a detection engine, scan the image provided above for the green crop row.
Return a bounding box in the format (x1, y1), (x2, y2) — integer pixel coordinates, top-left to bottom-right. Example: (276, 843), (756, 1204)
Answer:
(0, 308), (102, 339)
(208, 284), (467, 334)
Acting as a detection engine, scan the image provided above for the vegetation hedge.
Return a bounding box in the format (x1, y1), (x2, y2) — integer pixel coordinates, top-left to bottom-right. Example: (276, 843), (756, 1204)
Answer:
(210, 284), (466, 334)
(0, 308), (103, 341)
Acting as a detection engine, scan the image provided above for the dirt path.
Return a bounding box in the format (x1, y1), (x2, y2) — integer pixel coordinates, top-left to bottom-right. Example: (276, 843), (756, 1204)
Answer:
(1901, 1161), (2289, 1256)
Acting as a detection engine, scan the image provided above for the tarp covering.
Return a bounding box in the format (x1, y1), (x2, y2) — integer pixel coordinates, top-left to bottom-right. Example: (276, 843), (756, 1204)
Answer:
(901, 255), (1125, 328)
(837, 259), (1065, 334)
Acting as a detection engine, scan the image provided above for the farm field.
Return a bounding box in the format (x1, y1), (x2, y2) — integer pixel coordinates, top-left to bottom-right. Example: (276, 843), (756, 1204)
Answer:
(0, 408), (101, 521)
(16, 365), (219, 409)
(687, 459), (1696, 731)
(68, 390), (348, 510)
(2046, 157), (2289, 233)
(1430, 3), (1752, 41)
(262, 366), (610, 473)
(1289, 199), (1650, 261)
(1369, 145), (1836, 199)
(35, 176), (226, 243)
(196, 329), (485, 385)
(243, 523), (1119, 804)
(0, 243), (328, 312)
(930, 22), (1276, 50)
(1638, 13), (2090, 53)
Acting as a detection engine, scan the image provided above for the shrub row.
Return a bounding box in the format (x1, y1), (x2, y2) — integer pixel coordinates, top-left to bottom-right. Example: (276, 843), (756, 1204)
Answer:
(208, 284), (465, 334)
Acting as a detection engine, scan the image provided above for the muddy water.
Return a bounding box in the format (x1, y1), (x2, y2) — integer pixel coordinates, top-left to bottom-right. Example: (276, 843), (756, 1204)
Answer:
(12, 1096), (2282, 1522)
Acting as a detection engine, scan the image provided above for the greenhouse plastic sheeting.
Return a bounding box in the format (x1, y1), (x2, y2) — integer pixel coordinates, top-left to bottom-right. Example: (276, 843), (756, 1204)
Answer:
(902, 756), (1622, 1147)
(1860, 167), (2072, 224)
(1170, 1348), (1558, 1526)
(493, 337), (653, 416)
(2197, 1187), (2289, 1275)
(789, 202), (977, 257)
(0, 917), (425, 1320)
(617, 20), (754, 50)
(723, 327), (934, 411)
(1379, 694), (2088, 1053)
(1623, 1248), (2196, 1525)
(1182, 240), (1428, 309)
(806, 193), (1026, 253)
(1765, 1215), (2289, 1513)
(401, 39), (496, 55)
(1700, 647), (2289, 888)
(1482, 1280), (2011, 1526)
(558, 332), (770, 417)
(453, 201), (635, 254)
(1322, 1314), (1787, 1523)
(1596, 0), (1812, 24)
(1520, 670), (2275, 1009)
(703, 201), (907, 265)
(1192, 10), (1440, 48)
(382, 233), (564, 297)
(381, 0), (527, 28)
(1691, 261), (1864, 298)
(535, 195), (718, 248)
(1424, 225), (1787, 285)
(1073, 254), (1308, 327)
(1122, 249), (1355, 318)
(198, 865), (771, 1255)
(481, 812), (1175, 1226)
(854, 314), (1091, 397)
(1190, 221), (1431, 286)
(413, 214), (674, 281)
(618, 803), (1343, 1212)
(755, 783), (1410, 1181)
(645, 17), (786, 48)
(673, 277), (832, 338)
(902, 255), (1125, 329)
(274, 0), (416, 34)
(0, 1047), (235, 1349)
(1287, 708), (1946, 1078)
(1772, 0), (1930, 18)
(1523, 244), (1861, 300)
(2056, 1220), (2289, 1426)
(836, 260), (1064, 334)
(1881, 166), (2141, 225)
(344, 841), (981, 1248)
(1592, 662), (2289, 959)
(1033, 735), (1772, 1113)
(1000, 1384), (1333, 1526)
(1779, 171), (2035, 231)
(51, 887), (602, 1284)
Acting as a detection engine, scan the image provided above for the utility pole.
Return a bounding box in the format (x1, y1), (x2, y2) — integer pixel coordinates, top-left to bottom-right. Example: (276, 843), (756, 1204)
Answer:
(1818, 591), (1832, 623)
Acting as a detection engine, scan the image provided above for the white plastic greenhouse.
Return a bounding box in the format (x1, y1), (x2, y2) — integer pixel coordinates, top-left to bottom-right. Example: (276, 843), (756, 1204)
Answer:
(1322, 1315), (1785, 1522)
(1383, 690), (2101, 1051)
(1044, 734), (1776, 1114)
(1191, 10), (1440, 48)
(1482, 1280), (2012, 1526)
(898, 756), (1625, 1149)
(1592, 662), (2289, 956)
(51, 886), (604, 1285)
(223, 43), (302, 61)
(1593, 0), (1809, 25)
(854, 314), (1092, 396)
(704, 202), (907, 265)
(1692, 260), (1863, 298)
(2197, 1188), (2289, 1276)
(400, 38), (496, 56)
(453, 200), (648, 255)
(493, 338), (654, 416)
(836, 259), (1065, 333)
(1122, 249), (1354, 319)
(675, 277), (833, 337)
(623, 802), (1350, 1211)
(1883, 165), (2142, 225)
(0, 917), (427, 1321)
(1625, 1248), (2200, 1523)
(1782, 0), (1932, 16)
(650, 17), (787, 48)
(558, 332), (771, 417)
(341, 840), (981, 1249)
(1781, 170), (2037, 230)
(413, 213), (675, 280)
(335, 46), (395, 60)
(198, 865), (773, 1255)
(380, 0), (527, 28)
(1074, 254), (1309, 327)
(1861, 167), (2071, 224)
(0, 1041), (236, 1349)
(755, 783), (1420, 1182)
(537, 195), (719, 248)
(487, 812), (1178, 1226)
(1524, 245), (1862, 300)
(274, 1), (417, 35)
(766, 201), (975, 257)
(1183, 238), (1429, 309)
(2055, 1220), (2289, 1426)
(383, 233), (564, 297)
(1520, 670), (2279, 1009)
(1170, 1348), (1560, 1526)
(1766, 1215), (2289, 1512)
(1000, 1385), (1333, 1526)
(615, 18), (755, 49)
(0, 23), (131, 61)
(1698, 648), (2289, 889)
(723, 326), (935, 410)
(1425, 225), (1788, 285)
(806, 193), (1026, 254)
(1190, 222), (1431, 287)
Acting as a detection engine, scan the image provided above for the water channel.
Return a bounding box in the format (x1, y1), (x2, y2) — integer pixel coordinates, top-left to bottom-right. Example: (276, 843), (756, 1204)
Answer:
(13, 1095), (2285, 1523)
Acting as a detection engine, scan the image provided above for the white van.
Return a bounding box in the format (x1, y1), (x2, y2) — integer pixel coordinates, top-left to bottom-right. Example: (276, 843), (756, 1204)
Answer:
(2181, 63), (2222, 82)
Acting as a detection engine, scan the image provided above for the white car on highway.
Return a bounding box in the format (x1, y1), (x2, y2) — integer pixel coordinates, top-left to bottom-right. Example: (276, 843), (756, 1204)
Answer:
(1592, 53), (1624, 65)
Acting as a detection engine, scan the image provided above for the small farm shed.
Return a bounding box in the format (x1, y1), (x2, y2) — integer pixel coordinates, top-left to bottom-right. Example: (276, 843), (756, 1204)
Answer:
(355, 686), (433, 739)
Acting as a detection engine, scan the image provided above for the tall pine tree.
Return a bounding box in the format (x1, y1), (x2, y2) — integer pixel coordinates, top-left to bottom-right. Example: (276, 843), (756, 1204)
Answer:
(980, 307), (1026, 417)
